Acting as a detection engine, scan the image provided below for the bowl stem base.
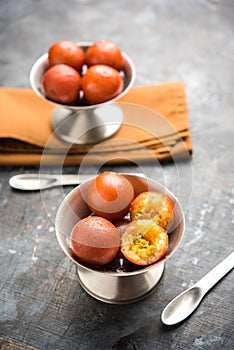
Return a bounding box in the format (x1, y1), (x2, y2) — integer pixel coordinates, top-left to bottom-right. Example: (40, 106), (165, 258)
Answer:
(76, 262), (165, 304)
(51, 102), (124, 145)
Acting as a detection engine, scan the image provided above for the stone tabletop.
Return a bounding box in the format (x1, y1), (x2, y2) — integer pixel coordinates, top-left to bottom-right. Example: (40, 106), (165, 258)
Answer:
(0, 1), (233, 349)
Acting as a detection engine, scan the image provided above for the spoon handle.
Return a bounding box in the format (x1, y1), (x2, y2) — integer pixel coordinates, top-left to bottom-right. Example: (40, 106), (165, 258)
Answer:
(58, 174), (94, 185)
(195, 251), (234, 295)
(9, 172), (145, 190)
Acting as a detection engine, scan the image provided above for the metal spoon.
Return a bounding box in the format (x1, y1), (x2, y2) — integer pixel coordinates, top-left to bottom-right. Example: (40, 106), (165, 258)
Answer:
(9, 172), (145, 191)
(161, 251), (234, 326)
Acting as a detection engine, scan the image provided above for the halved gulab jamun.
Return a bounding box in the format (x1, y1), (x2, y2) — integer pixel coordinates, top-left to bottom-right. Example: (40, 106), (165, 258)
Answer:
(121, 219), (168, 266)
(130, 191), (174, 230)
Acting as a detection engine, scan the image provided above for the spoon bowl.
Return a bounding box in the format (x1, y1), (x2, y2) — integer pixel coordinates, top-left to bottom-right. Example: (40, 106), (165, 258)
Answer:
(161, 286), (203, 326)
(161, 251), (234, 325)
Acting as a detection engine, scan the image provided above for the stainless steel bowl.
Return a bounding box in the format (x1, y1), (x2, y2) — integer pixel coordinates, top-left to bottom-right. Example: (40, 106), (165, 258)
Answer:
(55, 174), (185, 304)
(29, 42), (136, 145)
(30, 41), (136, 109)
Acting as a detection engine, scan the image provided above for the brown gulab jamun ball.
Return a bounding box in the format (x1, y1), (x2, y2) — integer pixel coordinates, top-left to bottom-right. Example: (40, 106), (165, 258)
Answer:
(42, 64), (81, 105)
(70, 216), (120, 266)
(85, 40), (124, 71)
(130, 191), (174, 230)
(121, 219), (168, 266)
(81, 64), (123, 104)
(86, 172), (134, 222)
(48, 40), (85, 72)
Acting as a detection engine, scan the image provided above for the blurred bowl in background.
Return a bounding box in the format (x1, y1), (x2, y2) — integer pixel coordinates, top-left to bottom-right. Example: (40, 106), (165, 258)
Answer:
(29, 42), (136, 145)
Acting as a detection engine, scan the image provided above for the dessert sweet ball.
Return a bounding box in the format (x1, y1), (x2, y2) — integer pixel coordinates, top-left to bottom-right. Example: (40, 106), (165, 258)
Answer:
(70, 172), (175, 267)
(41, 40), (125, 105)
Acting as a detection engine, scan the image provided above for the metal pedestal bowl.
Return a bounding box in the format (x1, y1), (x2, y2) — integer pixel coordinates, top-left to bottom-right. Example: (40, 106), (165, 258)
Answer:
(55, 174), (185, 304)
(29, 42), (136, 145)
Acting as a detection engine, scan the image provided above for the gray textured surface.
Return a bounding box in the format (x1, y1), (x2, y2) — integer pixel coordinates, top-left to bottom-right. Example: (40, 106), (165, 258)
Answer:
(0, 0), (234, 349)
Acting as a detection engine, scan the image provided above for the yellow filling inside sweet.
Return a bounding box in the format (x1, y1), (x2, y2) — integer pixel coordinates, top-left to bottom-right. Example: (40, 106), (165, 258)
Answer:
(129, 226), (160, 259)
(130, 238), (155, 259)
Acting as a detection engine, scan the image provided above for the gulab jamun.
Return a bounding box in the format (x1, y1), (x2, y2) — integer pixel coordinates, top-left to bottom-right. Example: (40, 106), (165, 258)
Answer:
(86, 172), (134, 222)
(42, 64), (81, 105)
(70, 216), (120, 266)
(121, 219), (168, 266)
(130, 192), (174, 230)
(81, 64), (123, 104)
(48, 40), (85, 72)
(85, 40), (124, 71)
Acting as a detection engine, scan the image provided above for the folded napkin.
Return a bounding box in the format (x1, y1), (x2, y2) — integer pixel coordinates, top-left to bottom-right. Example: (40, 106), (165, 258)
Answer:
(0, 82), (192, 166)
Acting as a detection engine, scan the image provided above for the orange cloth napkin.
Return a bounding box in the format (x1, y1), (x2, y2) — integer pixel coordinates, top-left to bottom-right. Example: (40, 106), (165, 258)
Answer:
(0, 82), (192, 166)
